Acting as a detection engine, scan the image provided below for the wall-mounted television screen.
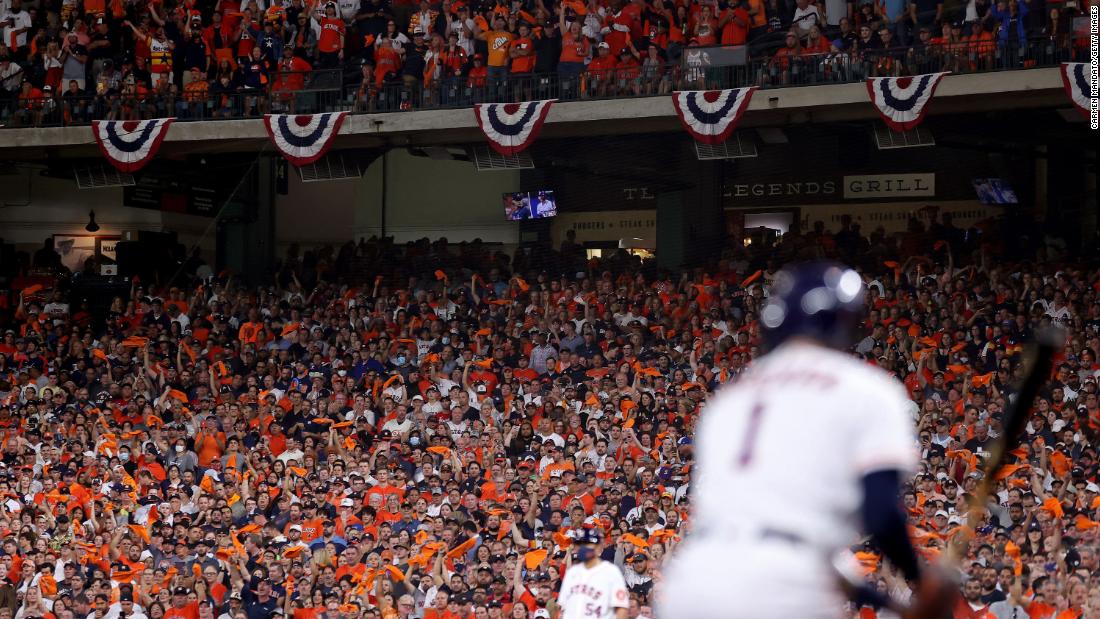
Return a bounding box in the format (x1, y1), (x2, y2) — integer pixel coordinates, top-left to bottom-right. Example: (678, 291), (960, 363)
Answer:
(504, 191), (557, 220)
(972, 178), (1018, 204)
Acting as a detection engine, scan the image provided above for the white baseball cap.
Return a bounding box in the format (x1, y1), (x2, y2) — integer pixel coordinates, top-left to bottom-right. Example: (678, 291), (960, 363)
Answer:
(341, 498), (355, 507)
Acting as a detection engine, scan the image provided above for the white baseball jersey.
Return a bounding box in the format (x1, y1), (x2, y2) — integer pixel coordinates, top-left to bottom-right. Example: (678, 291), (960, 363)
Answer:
(691, 340), (917, 550)
(658, 340), (918, 618)
(558, 560), (628, 619)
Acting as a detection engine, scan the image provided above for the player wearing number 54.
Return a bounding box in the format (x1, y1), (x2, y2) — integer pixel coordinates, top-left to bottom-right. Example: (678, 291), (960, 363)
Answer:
(557, 528), (629, 619)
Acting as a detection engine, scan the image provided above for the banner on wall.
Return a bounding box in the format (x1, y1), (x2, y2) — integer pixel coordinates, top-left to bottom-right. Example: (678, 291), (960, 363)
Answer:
(1059, 63), (1094, 121)
(474, 100), (556, 156)
(264, 112), (349, 166)
(671, 88), (756, 144)
(865, 73), (949, 131)
(92, 119), (175, 173)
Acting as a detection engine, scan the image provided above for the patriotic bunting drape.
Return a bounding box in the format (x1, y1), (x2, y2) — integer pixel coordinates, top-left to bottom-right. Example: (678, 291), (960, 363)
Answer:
(263, 112), (349, 166)
(1060, 63), (1094, 120)
(91, 119), (175, 173)
(865, 72), (949, 131)
(671, 88), (757, 144)
(473, 100), (556, 156)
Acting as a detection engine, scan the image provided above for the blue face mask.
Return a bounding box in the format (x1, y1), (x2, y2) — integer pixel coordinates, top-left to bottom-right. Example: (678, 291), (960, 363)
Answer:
(441, 337), (450, 345)
(396, 356), (406, 365)
(409, 436), (420, 446)
(574, 546), (597, 562)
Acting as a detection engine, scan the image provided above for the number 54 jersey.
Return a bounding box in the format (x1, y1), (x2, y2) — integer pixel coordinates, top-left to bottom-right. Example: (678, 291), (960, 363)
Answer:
(690, 341), (919, 553)
(558, 560), (629, 619)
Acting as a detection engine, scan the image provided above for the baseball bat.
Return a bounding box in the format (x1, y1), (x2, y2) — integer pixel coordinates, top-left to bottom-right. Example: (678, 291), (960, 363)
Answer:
(835, 328), (1062, 615)
(945, 327), (1062, 565)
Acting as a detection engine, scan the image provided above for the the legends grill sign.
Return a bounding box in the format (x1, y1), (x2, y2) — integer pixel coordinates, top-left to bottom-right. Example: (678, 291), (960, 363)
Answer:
(843, 173), (935, 199)
(726, 173), (936, 204)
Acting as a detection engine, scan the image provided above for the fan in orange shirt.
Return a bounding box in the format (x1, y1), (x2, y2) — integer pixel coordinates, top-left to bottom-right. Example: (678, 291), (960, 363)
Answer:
(164, 587), (200, 619)
(509, 23), (536, 74)
(315, 3), (345, 68)
(586, 42), (618, 96)
(423, 588), (462, 619)
(193, 418), (226, 467)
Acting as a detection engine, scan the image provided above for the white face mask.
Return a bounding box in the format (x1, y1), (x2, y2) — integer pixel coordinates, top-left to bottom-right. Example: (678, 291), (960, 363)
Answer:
(175, 445), (185, 453)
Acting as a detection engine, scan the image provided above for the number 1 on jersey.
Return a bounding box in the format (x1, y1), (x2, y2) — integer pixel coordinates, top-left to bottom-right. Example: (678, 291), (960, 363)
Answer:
(737, 403), (765, 467)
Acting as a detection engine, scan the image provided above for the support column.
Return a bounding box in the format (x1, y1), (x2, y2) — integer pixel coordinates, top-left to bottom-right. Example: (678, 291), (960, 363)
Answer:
(1034, 145), (1048, 222)
(657, 146), (725, 269)
(217, 155), (277, 283)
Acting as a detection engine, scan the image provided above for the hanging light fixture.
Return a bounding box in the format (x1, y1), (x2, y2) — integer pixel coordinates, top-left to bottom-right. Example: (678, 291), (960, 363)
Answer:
(85, 210), (100, 233)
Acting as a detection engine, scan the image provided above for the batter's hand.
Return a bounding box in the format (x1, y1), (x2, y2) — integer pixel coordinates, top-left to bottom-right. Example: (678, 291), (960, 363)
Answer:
(903, 567), (957, 619)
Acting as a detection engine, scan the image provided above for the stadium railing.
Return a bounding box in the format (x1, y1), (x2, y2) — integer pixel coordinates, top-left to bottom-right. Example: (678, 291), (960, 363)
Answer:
(0, 37), (1081, 128)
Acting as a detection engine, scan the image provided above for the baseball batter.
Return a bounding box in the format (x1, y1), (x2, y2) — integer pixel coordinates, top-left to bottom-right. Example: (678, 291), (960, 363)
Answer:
(658, 262), (954, 619)
(557, 529), (629, 619)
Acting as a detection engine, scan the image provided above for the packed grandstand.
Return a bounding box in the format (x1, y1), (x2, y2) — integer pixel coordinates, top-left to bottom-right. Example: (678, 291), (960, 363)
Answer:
(0, 218), (1097, 619)
(0, 0), (1091, 123)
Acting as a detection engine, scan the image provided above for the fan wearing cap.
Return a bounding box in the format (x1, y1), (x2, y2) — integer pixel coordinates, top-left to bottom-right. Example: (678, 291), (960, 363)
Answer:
(659, 262), (955, 619)
(556, 528), (628, 619)
(107, 586), (149, 619)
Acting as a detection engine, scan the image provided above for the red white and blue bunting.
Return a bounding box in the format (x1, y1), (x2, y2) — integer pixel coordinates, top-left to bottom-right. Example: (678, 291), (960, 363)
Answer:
(264, 112), (349, 166)
(1060, 63), (1093, 120)
(473, 100), (556, 156)
(865, 72), (949, 131)
(671, 88), (757, 144)
(91, 119), (174, 173)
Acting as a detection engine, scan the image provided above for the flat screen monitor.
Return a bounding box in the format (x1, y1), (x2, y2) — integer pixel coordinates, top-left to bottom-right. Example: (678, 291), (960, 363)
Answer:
(504, 191), (557, 220)
(972, 178), (1018, 204)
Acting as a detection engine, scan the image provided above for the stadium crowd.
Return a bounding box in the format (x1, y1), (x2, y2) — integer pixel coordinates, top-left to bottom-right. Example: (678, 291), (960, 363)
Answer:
(0, 0), (1089, 124)
(0, 212), (1099, 619)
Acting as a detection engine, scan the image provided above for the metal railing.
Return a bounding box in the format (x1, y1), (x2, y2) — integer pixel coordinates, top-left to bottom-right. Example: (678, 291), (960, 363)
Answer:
(0, 37), (1083, 128)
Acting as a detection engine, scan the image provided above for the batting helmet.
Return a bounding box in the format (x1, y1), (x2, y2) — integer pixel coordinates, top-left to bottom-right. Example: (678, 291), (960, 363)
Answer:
(760, 261), (866, 351)
(571, 527), (603, 545)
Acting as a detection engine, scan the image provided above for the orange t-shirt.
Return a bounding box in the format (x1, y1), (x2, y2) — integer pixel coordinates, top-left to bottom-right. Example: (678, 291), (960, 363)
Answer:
(513, 368), (538, 382)
(210, 582), (228, 605)
(485, 30), (514, 67)
(587, 55), (617, 75)
(374, 45), (401, 85)
(296, 517), (325, 542)
(318, 17), (345, 53)
(336, 563), (367, 582)
(266, 432), (287, 456)
(164, 602), (200, 619)
(1028, 601), (1056, 618)
(747, 0), (766, 27)
(294, 608), (324, 619)
(194, 431), (225, 467)
(510, 37), (535, 73)
(720, 7), (749, 44)
(237, 321), (262, 344)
